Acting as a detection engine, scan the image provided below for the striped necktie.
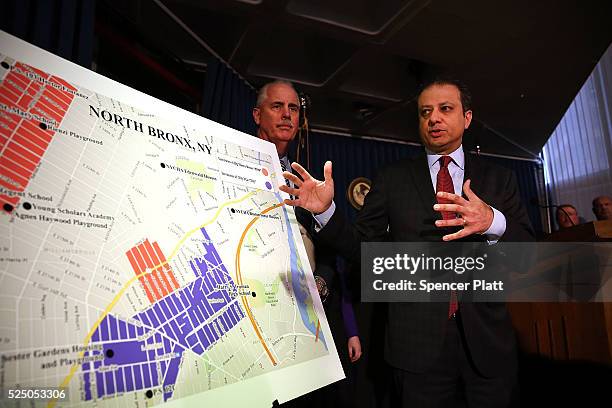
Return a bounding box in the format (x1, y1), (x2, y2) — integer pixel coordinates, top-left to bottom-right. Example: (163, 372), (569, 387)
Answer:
(280, 159), (294, 199)
(279, 159), (291, 189)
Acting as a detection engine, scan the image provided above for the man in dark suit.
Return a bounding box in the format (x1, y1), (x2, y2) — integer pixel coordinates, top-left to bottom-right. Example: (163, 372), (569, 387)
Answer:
(279, 78), (534, 407)
(252, 80), (317, 264)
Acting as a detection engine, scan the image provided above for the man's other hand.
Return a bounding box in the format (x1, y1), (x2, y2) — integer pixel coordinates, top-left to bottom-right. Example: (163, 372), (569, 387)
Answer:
(348, 336), (362, 363)
(279, 161), (334, 214)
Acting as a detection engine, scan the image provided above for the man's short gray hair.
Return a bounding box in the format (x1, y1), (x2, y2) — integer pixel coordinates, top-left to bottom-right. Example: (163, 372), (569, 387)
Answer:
(256, 80), (298, 107)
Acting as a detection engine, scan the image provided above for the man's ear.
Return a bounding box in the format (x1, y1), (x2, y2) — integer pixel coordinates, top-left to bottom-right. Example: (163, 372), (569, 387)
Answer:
(464, 110), (473, 129)
(253, 107), (260, 125)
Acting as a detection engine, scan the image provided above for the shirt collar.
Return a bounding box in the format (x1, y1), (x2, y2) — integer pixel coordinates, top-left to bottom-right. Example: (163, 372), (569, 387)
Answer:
(426, 145), (465, 170)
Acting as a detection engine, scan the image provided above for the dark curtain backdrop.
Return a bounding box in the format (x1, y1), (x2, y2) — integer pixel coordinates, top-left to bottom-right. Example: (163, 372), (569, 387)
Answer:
(0, 0), (95, 68)
(201, 57), (257, 136)
(308, 131), (544, 234)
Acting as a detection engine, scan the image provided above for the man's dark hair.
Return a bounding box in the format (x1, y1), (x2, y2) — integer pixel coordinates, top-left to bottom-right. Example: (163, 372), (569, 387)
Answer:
(417, 76), (472, 113)
(556, 204), (576, 218)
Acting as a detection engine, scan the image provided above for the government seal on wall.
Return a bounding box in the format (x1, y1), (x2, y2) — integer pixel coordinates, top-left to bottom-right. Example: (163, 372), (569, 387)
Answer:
(347, 177), (371, 210)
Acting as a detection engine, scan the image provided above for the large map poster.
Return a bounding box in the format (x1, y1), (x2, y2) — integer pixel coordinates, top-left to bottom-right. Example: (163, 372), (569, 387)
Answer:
(0, 31), (343, 406)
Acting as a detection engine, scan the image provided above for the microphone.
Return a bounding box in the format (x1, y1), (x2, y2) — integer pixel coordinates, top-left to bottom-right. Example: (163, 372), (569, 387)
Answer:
(530, 198), (576, 227)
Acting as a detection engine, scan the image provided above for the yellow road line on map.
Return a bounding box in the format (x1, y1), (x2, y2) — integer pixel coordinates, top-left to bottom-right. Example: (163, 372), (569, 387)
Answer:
(234, 202), (285, 366)
(49, 191), (255, 408)
(166, 192), (256, 260)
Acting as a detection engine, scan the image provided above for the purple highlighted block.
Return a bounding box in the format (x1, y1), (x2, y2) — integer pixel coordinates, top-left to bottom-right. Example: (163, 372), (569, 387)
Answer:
(213, 268), (227, 285)
(221, 316), (231, 332)
(202, 275), (213, 292)
(227, 307), (238, 324)
(168, 320), (183, 341)
(150, 363), (159, 386)
(100, 319), (109, 341)
(116, 368), (125, 393)
(197, 329), (210, 349)
(142, 364), (152, 388)
(198, 295), (214, 317)
(139, 312), (151, 327)
(179, 291), (190, 308)
(162, 346), (184, 402)
(186, 333), (197, 347)
(105, 371), (115, 395)
(96, 372), (104, 398)
(154, 305), (167, 323)
(84, 372), (91, 400)
(83, 227), (246, 402)
(189, 260), (203, 278)
(204, 325), (217, 342)
(119, 320), (127, 339)
(147, 309), (160, 326)
(133, 366), (143, 389)
(125, 367), (134, 392)
(109, 318), (118, 339)
(168, 298), (179, 314)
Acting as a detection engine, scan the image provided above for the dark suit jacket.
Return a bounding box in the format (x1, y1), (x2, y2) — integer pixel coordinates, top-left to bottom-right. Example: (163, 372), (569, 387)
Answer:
(317, 150), (534, 377)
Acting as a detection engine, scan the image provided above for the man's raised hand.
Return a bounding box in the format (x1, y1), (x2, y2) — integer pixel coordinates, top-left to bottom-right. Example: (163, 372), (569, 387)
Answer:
(279, 161), (334, 214)
(433, 179), (494, 241)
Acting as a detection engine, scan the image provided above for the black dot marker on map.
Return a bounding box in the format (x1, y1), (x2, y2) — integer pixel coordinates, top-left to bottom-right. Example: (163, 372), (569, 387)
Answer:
(39, 122), (47, 130)
(230, 208), (235, 213)
(145, 390), (153, 399)
(22, 202), (32, 210)
(251, 291), (257, 297)
(1, 62), (9, 69)
(160, 163), (166, 168)
(105, 349), (114, 358)
(3, 203), (14, 212)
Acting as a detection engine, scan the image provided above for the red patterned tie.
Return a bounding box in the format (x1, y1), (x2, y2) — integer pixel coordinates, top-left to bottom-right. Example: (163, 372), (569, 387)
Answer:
(436, 156), (458, 318)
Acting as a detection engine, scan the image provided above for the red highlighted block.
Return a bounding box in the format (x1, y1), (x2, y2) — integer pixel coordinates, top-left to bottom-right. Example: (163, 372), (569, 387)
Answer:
(126, 239), (180, 304)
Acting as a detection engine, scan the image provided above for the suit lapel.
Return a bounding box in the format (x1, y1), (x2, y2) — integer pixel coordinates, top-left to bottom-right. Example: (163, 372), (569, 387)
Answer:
(463, 153), (483, 199)
(407, 152), (437, 217)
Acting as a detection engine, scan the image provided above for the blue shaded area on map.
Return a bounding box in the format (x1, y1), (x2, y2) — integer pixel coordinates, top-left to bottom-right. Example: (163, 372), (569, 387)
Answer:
(82, 228), (245, 401)
(277, 193), (327, 348)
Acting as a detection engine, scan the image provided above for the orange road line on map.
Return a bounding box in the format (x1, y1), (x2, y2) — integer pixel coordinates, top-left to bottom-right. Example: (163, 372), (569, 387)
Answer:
(235, 202), (285, 366)
(315, 319), (320, 342)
